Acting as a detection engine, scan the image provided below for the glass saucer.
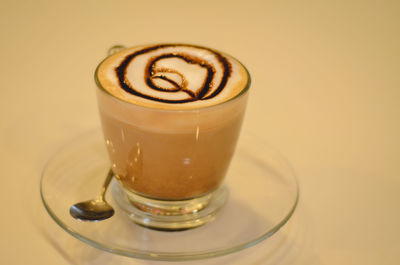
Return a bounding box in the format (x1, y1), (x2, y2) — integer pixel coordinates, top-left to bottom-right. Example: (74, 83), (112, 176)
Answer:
(41, 129), (299, 261)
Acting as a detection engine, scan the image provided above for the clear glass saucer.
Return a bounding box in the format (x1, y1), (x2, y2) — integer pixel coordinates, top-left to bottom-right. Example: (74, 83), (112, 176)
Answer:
(40, 129), (299, 261)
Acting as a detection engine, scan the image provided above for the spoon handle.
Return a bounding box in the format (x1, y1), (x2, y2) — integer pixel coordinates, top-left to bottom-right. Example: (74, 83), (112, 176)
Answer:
(100, 169), (114, 200)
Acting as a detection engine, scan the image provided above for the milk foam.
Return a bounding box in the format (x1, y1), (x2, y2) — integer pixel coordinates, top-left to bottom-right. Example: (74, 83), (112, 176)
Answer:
(96, 44), (249, 110)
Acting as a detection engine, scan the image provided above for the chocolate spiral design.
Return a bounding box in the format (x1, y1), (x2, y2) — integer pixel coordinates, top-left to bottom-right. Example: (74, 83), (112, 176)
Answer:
(115, 44), (232, 104)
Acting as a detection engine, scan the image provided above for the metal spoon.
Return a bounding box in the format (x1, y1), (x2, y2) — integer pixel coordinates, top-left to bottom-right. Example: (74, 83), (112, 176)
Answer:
(70, 169), (115, 221)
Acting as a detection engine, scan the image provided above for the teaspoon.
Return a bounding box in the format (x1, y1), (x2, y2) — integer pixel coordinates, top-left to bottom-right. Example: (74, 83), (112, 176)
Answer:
(69, 169), (115, 221)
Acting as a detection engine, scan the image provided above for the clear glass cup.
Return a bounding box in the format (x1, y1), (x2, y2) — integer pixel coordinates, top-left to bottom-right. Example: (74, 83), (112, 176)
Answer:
(95, 45), (250, 230)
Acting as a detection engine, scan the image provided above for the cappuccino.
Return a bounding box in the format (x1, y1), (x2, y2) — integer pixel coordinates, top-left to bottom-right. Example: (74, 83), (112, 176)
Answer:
(96, 44), (249, 201)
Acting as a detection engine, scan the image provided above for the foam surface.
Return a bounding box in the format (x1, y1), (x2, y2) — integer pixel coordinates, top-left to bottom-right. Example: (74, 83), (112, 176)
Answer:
(96, 44), (249, 109)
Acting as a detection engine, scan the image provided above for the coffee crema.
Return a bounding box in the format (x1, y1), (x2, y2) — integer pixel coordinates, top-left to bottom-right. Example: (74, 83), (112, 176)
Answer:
(96, 44), (249, 109)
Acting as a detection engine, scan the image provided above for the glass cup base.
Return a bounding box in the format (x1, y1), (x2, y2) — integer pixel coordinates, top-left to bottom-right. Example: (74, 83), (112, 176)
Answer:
(112, 184), (228, 230)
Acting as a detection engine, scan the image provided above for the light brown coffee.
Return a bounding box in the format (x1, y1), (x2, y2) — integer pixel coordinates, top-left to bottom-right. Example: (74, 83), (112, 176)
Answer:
(96, 44), (249, 200)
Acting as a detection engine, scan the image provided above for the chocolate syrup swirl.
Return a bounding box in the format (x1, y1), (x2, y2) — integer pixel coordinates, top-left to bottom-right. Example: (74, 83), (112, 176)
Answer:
(115, 44), (232, 104)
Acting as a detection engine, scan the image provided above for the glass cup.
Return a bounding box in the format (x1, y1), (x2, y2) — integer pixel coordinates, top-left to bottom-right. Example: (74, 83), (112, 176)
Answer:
(95, 45), (250, 230)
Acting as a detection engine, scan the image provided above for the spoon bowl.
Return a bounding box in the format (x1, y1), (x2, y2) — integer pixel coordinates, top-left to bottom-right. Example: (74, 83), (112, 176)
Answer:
(70, 169), (115, 221)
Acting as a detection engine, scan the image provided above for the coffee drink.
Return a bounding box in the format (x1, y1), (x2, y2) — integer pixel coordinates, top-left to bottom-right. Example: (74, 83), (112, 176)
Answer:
(96, 44), (249, 201)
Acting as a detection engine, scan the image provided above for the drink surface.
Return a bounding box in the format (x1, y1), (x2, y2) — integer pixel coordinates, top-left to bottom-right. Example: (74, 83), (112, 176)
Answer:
(96, 44), (249, 110)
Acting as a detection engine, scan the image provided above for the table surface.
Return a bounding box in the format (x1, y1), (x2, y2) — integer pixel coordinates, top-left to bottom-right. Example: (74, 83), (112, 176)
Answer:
(1, 1), (399, 264)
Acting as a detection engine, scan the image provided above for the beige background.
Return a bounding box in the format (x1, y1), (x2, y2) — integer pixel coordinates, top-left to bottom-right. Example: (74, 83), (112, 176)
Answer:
(1, 0), (399, 264)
